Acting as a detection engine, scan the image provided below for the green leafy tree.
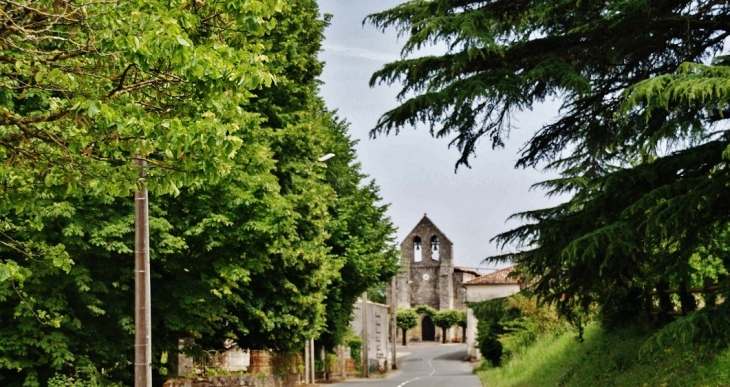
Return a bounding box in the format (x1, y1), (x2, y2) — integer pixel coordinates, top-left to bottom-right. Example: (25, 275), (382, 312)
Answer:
(0, 0), (281, 201)
(1, 0), (286, 384)
(237, 0), (400, 351)
(432, 309), (463, 343)
(0, 0), (398, 385)
(396, 308), (419, 346)
(456, 310), (467, 342)
(318, 124), (400, 349)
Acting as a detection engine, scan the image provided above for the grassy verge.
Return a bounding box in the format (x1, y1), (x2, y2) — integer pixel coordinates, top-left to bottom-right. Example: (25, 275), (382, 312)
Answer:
(475, 323), (730, 387)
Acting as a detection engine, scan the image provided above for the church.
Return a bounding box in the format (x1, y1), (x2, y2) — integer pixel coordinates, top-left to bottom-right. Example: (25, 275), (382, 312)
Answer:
(387, 214), (481, 343)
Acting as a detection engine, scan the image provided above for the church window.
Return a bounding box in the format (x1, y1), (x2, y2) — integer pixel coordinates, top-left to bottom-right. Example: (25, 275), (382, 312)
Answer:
(431, 236), (440, 261)
(414, 236), (422, 262)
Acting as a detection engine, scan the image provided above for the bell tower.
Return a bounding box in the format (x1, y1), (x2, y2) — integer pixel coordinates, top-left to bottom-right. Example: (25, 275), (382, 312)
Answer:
(392, 214), (454, 311)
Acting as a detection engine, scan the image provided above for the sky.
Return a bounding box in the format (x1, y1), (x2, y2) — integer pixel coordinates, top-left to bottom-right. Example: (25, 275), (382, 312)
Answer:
(316, 0), (564, 271)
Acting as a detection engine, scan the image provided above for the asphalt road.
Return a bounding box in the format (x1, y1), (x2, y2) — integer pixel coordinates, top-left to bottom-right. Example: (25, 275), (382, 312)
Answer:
(329, 343), (482, 387)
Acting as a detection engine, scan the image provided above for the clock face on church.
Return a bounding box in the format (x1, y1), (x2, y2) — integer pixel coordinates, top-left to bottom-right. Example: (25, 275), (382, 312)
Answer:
(422, 274), (429, 281)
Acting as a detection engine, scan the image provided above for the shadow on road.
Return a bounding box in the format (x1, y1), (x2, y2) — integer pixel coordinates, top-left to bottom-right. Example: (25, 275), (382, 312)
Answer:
(434, 347), (467, 361)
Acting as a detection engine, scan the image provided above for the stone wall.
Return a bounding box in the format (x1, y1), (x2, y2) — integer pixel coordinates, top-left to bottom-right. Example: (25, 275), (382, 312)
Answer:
(452, 270), (477, 311)
(162, 374), (298, 387)
(409, 266), (440, 308)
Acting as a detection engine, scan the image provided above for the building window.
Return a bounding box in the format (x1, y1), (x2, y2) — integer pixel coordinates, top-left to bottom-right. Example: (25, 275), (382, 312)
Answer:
(414, 236), (422, 262)
(430, 236), (439, 261)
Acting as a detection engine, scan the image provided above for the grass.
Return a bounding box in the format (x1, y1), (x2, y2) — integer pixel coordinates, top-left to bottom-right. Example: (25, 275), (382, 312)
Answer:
(475, 323), (730, 387)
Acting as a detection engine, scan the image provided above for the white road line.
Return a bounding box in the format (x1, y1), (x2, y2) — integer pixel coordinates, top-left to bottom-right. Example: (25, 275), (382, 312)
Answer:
(396, 358), (436, 387)
(396, 376), (420, 387)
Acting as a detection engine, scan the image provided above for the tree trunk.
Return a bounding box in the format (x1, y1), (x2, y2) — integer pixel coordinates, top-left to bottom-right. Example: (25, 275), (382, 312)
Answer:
(679, 281), (697, 314)
(402, 329), (407, 346)
(442, 328), (446, 343)
(705, 278), (717, 307)
(657, 280), (672, 326)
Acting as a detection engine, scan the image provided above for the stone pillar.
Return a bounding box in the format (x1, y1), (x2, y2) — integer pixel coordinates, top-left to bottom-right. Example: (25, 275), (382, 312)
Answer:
(466, 308), (480, 361)
(173, 338), (194, 377)
(396, 270), (411, 309)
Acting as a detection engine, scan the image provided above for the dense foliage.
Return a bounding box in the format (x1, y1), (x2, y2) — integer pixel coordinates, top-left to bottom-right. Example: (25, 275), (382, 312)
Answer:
(367, 0), (730, 324)
(471, 293), (567, 367)
(0, 0), (399, 385)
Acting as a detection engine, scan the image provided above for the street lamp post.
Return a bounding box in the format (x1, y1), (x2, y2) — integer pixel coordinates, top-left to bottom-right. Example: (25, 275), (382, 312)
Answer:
(303, 152), (335, 385)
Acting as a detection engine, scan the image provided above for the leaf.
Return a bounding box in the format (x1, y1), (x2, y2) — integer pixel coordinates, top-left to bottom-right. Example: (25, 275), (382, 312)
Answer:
(87, 100), (102, 117)
(177, 36), (190, 47)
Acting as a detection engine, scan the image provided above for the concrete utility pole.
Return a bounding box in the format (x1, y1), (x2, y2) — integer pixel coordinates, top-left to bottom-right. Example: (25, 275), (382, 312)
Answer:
(304, 340), (310, 384)
(134, 156), (152, 387)
(310, 338), (315, 384)
(361, 292), (369, 378)
(390, 276), (397, 370)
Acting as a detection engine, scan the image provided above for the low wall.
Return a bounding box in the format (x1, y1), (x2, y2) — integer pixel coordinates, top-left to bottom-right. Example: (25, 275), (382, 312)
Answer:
(163, 374), (299, 387)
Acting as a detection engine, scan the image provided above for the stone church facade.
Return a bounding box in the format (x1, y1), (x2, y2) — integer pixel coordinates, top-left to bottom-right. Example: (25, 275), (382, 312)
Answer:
(387, 214), (480, 343)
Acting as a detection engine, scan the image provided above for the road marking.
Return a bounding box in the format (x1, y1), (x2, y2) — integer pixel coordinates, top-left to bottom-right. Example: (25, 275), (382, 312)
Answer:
(396, 377), (420, 387)
(396, 358), (435, 387)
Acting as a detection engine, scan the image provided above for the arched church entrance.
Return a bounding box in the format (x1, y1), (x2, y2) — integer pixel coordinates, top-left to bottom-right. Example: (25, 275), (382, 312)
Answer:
(421, 315), (436, 341)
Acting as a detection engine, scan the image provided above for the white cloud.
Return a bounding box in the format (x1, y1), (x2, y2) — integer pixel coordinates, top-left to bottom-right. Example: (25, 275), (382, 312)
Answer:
(322, 43), (401, 63)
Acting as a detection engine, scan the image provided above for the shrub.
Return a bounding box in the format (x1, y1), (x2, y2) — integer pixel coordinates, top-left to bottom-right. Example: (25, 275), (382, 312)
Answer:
(47, 365), (123, 387)
(476, 320), (503, 366)
(470, 292), (570, 365)
(346, 334), (362, 364)
(325, 353), (338, 371)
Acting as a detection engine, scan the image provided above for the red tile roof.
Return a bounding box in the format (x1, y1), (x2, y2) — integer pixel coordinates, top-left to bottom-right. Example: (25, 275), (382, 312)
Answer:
(463, 266), (521, 285)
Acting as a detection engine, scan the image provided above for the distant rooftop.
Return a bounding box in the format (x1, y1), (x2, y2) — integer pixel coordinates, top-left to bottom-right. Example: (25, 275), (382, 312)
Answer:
(463, 266), (521, 285)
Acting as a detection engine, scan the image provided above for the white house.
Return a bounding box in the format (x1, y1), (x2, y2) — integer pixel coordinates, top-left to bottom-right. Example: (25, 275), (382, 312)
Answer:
(463, 266), (522, 361)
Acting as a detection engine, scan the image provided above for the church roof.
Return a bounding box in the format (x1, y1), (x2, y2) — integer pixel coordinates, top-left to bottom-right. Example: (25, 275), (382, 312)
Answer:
(454, 266), (482, 276)
(463, 266), (521, 285)
(402, 214), (454, 245)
